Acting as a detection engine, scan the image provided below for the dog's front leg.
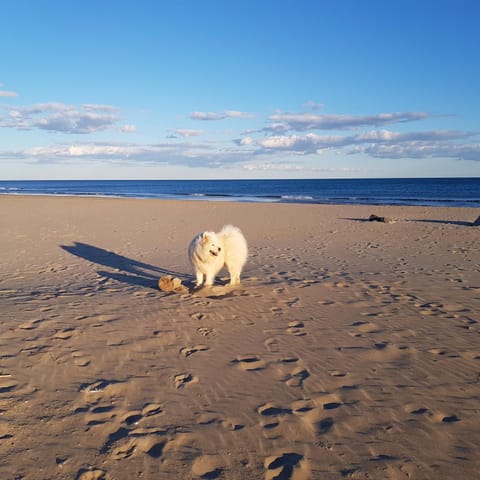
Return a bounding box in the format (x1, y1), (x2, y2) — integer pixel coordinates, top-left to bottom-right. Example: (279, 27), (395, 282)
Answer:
(195, 272), (205, 287)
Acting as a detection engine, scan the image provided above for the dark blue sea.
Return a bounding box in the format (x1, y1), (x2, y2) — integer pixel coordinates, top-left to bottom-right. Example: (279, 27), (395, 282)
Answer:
(0, 178), (479, 207)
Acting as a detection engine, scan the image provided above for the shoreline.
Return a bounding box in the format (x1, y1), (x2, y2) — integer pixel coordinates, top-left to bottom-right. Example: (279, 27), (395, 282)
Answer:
(1, 192), (480, 209)
(1, 195), (479, 479)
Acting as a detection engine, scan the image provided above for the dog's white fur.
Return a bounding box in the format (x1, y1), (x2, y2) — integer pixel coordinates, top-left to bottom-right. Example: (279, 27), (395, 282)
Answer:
(188, 225), (248, 287)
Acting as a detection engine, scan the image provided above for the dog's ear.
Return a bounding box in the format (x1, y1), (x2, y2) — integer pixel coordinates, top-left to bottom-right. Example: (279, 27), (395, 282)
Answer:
(201, 232), (210, 244)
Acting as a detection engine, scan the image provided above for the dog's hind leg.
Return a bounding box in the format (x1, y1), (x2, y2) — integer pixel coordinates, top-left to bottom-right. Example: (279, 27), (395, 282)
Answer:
(228, 268), (241, 285)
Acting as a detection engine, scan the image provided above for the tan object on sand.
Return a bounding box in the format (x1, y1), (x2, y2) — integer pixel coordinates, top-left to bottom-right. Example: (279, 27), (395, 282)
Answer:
(472, 215), (480, 226)
(158, 275), (189, 293)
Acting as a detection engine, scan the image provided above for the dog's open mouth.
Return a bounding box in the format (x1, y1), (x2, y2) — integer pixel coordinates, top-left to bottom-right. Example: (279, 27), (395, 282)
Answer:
(209, 250), (218, 257)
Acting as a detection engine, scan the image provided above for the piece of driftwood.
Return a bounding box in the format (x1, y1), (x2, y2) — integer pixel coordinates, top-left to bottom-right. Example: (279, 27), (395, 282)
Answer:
(368, 214), (396, 224)
(472, 215), (480, 226)
(158, 275), (189, 293)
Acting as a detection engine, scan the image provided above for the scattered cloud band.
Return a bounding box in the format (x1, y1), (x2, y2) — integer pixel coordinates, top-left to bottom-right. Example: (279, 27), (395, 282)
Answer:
(263, 111), (430, 133)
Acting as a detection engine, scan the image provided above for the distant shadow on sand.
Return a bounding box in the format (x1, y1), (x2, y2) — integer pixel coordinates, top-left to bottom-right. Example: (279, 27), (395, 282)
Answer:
(341, 217), (371, 222)
(411, 219), (474, 227)
(61, 242), (193, 289)
(342, 217), (474, 227)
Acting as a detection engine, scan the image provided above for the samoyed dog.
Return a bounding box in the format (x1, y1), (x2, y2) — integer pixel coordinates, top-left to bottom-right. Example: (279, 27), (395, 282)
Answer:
(188, 225), (248, 287)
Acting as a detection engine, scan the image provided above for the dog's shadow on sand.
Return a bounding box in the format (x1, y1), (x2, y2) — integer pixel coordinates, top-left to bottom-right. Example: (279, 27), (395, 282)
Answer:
(61, 242), (193, 290)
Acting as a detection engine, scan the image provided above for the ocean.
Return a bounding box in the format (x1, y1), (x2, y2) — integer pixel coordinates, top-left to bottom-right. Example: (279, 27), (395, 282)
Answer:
(0, 178), (479, 208)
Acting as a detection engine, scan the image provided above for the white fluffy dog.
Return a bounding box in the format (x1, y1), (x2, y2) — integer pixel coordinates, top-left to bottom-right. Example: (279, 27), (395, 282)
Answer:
(188, 225), (248, 287)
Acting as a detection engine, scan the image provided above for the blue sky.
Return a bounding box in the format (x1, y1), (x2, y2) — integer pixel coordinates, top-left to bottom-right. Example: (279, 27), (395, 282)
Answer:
(1, 0), (479, 179)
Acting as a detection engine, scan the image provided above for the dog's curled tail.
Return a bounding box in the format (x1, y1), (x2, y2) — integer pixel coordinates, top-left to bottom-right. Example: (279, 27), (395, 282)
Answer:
(219, 224), (243, 237)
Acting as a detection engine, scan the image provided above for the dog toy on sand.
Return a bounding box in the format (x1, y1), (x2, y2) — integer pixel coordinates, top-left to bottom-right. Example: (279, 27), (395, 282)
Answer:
(158, 275), (189, 293)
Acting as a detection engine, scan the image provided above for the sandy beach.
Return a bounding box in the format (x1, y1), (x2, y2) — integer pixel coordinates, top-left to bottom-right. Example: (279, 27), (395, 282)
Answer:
(1, 195), (479, 480)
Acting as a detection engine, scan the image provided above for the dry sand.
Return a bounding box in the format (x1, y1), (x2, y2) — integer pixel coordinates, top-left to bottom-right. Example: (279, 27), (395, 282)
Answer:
(1, 195), (479, 480)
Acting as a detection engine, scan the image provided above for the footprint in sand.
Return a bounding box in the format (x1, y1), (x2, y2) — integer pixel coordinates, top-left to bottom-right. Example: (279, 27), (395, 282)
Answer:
(264, 337), (280, 353)
(284, 365), (310, 388)
(113, 435), (167, 460)
(318, 299), (335, 306)
(141, 403), (163, 417)
(0, 419), (13, 440)
(366, 342), (414, 361)
(287, 320), (306, 336)
(284, 297), (300, 307)
(410, 407), (429, 415)
(72, 350), (91, 367)
(85, 401), (167, 461)
(53, 327), (75, 340)
(18, 318), (44, 330)
(110, 438), (137, 460)
(192, 454), (224, 478)
(291, 399), (315, 415)
(297, 279), (321, 288)
(428, 348), (448, 356)
(260, 418), (280, 431)
(257, 402), (292, 417)
(349, 320), (383, 337)
(174, 373), (198, 389)
(232, 354), (267, 371)
(264, 453), (306, 480)
(274, 357), (310, 388)
(431, 412), (461, 424)
(79, 379), (127, 405)
(0, 376), (18, 394)
(75, 467), (107, 480)
(197, 327), (214, 337)
(221, 417), (244, 431)
(122, 410), (143, 426)
(180, 345), (209, 357)
(80, 379), (121, 393)
(85, 405), (117, 426)
(75, 381), (137, 431)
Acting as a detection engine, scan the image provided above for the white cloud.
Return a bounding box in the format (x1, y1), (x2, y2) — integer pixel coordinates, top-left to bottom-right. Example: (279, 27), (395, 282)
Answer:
(237, 136), (254, 146)
(303, 100), (324, 110)
(190, 111), (225, 121)
(120, 124), (137, 133)
(241, 162), (305, 171)
(263, 111), (430, 133)
(223, 110), (255, 119)
(255, 133), (345, 153)
(175, 128), (203, 137)
(0, 102), (129, 134)
(82, 104), (119, 113)
(0, 90), (18, 97)
(360, 141), (480, 161)
(0, 83), (18, 97)
(190, 110), (254, 121)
